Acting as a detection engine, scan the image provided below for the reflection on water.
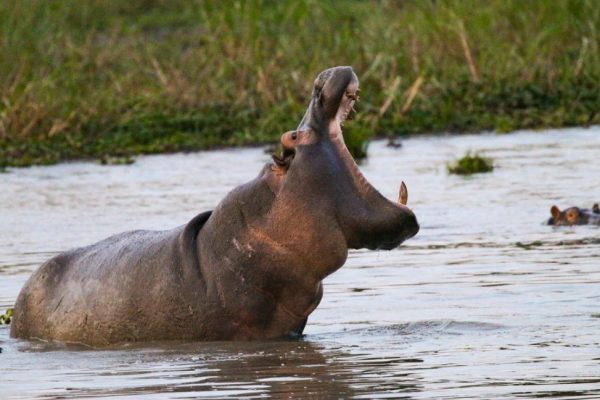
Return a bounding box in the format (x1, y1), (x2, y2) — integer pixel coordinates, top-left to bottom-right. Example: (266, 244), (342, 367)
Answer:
(1, 127), (600, 399)
(2, 339), (366, 399)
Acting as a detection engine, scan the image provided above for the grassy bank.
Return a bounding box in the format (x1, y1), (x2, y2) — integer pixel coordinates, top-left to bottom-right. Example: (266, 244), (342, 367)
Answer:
(1, 0), (599, 167)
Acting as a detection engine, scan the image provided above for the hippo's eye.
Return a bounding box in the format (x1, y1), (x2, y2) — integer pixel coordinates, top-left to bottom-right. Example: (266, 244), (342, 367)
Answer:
(567, 212), (576, 220)
(291, 132), (298, 140)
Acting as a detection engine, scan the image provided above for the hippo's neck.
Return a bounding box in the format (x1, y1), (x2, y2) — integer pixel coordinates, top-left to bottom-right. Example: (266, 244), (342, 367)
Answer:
(195, 176), (345, 339)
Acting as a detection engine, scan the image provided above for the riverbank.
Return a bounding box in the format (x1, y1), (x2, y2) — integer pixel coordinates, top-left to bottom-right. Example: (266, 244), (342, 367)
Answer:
(1, 1), (599, 167)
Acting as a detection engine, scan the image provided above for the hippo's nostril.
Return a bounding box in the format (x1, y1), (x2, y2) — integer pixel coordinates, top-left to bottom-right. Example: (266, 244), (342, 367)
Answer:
(291, 131), (298, 140)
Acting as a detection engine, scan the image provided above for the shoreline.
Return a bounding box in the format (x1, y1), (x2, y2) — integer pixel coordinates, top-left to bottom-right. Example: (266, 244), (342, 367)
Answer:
(2, 124), (598, 170)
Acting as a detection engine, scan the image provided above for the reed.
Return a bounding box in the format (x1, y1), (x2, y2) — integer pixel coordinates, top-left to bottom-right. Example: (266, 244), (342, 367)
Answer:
(1, 0), (598, 167)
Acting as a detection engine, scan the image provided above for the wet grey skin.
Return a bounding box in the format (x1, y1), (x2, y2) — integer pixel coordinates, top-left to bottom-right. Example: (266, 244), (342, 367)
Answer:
(548, 203), (600, 226)
(11, 66), (419, 346)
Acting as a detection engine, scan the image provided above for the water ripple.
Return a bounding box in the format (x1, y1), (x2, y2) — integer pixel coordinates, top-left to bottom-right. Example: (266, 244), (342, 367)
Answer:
(2, 127), (600, 398)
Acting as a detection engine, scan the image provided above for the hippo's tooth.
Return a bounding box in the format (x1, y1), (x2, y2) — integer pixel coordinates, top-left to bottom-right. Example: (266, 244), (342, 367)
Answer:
(347, 106), (357, 120)
(345, 90), (359, 101)
(398, 181), (408, 205)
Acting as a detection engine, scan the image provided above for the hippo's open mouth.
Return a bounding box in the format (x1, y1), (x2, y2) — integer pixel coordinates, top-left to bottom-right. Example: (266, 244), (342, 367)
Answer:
(331, 83), (359, 137)
(327, 77), (410, 207)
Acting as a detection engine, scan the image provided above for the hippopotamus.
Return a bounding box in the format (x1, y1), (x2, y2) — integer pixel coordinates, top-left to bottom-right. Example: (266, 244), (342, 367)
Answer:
(11, 66), (419, 346)
(548, 203), (600, 226)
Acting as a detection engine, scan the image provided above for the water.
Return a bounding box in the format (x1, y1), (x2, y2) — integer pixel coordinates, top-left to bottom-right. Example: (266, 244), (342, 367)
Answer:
(2, 127), (600, 399)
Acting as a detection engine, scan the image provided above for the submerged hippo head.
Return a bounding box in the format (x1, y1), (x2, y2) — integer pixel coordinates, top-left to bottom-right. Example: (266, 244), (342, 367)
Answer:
(548, 204), (600, 226)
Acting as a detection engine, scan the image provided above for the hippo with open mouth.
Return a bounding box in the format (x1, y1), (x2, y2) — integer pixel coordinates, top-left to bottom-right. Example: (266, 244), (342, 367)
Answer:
(11, 66), (419, 346)
(548, 203), (600, 226)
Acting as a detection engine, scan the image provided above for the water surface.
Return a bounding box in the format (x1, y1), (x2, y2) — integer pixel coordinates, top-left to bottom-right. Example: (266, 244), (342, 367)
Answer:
(2, 127), (600, 399)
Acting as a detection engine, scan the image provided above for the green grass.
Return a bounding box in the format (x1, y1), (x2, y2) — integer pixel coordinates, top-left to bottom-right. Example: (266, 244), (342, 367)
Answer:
(1, 0), (599, 167)
(448, 152), (494, 175)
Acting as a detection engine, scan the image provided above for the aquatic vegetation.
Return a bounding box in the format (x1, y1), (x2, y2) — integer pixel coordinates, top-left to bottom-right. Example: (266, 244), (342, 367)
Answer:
(1, 0), (599, 166)
(448, 152), (494, 175)
(0, 308), (14, 325)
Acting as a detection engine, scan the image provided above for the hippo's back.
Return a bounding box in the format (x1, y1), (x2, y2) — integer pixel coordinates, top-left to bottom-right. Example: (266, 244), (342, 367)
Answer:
(11, 211), (211, 345)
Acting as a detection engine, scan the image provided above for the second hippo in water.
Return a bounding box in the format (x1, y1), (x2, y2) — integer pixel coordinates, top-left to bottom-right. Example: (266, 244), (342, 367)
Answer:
(548, 203), (600, 226)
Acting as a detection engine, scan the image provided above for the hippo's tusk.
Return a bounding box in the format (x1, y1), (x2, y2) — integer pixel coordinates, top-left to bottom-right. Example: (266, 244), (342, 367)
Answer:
(398, 181), (408, 205)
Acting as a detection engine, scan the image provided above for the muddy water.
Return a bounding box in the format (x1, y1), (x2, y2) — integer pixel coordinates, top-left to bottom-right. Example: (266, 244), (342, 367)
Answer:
(1, 127), (600, 399)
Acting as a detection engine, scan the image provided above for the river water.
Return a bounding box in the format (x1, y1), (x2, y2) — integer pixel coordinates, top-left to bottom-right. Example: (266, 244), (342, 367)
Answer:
(1, 127), (600, 399)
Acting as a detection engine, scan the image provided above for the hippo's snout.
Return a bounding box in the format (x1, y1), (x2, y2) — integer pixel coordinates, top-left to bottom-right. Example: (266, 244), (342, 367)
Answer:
(376, 208), (419, 250)
(405, 210), (420, 240)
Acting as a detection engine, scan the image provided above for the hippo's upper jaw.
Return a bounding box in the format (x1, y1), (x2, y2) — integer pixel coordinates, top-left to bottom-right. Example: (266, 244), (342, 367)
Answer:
(271, 67), (359, 172)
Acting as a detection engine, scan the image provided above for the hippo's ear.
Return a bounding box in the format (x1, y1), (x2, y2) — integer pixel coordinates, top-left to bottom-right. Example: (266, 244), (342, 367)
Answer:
(593, 203), (599, 214)
(550, 205), (561, 220)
